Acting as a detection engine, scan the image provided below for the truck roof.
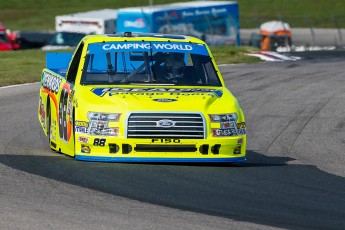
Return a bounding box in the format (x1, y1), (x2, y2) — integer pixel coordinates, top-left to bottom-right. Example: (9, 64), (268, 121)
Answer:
(56, 9), (117, 20)
(118, 1), (237, 13)
(81, 32), (204, 44)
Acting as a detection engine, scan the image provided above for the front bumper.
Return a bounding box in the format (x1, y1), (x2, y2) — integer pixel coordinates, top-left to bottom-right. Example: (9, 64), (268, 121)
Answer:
(74, 135), (246, 163)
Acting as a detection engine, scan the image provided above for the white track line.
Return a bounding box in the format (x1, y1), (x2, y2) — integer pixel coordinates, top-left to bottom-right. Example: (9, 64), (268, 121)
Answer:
(0, 82), (39, 90)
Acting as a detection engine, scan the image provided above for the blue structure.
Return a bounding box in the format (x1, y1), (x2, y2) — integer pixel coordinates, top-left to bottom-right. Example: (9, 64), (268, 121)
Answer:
(116, 1), (240, 46)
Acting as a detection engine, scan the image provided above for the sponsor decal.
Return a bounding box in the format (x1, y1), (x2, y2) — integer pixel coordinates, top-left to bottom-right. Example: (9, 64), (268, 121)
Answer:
(155, 7), (228, 22)
(92, 87), (223, 98)
(42, 71), (62, 93)
(195, 9), (210, 16)
(75, 121), (89, 127)
(103, 43), (150, 50)
(221, 121), (233, 129)
(76, 126), (89, 134)
(237, 122), (246, 129)
(124, 18), (146, 28)
(153, 98), (177, 102)
(59, 20), (100, 26)
(88, 41), (208, 56)
(50, 120), (57, 140)
(237, 138), (243, 145)
(237, 122), (246, 135)
(153, 43), (192, 51)
(182, 11), (194, 17)
(156, 119), (176, 128)
(78, 136), (89, 143)
(212, 122), (246, 137)
(211, 8), (228, 17)
(102, 43), (193, 51)
(81, 144), (91, 154)
(212, 128), (237, 136)
(39, 97), (45, 127)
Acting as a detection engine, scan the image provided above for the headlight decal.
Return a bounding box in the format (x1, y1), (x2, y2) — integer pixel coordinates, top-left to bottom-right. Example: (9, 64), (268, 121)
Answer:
(88, 112), (121, 122)
(209, 113), (246, 137)
(209, 113), (237, 122)
(87, 112), (121, 136)
(75, 112), (121, 136)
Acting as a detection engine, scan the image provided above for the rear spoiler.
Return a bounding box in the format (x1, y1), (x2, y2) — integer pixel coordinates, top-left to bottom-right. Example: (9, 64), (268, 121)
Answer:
(46, 52), (73, 77)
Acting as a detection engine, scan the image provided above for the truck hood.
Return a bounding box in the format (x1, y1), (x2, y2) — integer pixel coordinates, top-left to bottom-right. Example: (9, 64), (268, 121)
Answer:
(78, 86), (239, 113)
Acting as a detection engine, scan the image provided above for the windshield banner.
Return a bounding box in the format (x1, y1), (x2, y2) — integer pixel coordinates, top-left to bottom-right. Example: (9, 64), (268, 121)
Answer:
(91, 87), (223, 98)
(88, 42), (209, 56)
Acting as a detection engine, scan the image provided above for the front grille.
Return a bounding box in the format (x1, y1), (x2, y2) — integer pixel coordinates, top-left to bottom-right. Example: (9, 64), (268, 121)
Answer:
(127, 113), (205, 139)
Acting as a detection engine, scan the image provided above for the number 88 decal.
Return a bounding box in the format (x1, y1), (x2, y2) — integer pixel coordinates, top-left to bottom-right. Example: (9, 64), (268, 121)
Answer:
(94, 138), (106, 146)
(59, 83), (73, 142)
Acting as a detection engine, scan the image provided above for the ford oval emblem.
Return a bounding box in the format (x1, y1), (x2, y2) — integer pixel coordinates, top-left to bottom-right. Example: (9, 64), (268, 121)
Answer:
(157, 119), (176, 128)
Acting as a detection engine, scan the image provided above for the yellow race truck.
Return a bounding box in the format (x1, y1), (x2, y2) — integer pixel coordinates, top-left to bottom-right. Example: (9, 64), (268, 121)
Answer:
(38, 32), (246, 162)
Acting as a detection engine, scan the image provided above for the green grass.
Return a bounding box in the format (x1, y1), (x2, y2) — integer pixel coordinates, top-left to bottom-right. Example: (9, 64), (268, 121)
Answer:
(1, 0), (345, 30)
(210, 46), (262, 64)
(239, 0), (345, 28)
(0, 0), (189, 31)
(0, 49), (45, 86)
(0, 46), (261, 87)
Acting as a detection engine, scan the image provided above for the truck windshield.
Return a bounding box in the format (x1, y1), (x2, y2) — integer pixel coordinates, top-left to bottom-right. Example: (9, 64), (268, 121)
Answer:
(81, 41), (222, 86)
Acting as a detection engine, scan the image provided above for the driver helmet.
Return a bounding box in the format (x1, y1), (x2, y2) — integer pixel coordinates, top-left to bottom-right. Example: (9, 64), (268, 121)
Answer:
(165, 53), (185, 83)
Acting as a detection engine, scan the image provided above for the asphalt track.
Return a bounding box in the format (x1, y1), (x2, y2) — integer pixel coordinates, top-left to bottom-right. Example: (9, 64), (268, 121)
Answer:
(1, 59), (345, 229)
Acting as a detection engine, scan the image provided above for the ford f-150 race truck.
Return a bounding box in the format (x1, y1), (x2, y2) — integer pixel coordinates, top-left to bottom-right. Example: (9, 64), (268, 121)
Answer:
(38, 32), (246, 162)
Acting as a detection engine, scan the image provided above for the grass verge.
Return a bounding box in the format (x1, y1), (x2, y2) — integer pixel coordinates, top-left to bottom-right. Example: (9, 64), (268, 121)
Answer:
(210, 46), (262, 64)
(0, 49), (45, 87)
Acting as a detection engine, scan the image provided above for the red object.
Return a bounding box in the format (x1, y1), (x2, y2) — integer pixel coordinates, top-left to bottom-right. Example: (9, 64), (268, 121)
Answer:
(0, 23), (14, 51)
(7, 31), (20, 50)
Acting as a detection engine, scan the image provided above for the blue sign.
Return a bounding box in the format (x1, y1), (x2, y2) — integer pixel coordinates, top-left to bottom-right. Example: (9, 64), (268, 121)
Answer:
(116, 2), (240, 45)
